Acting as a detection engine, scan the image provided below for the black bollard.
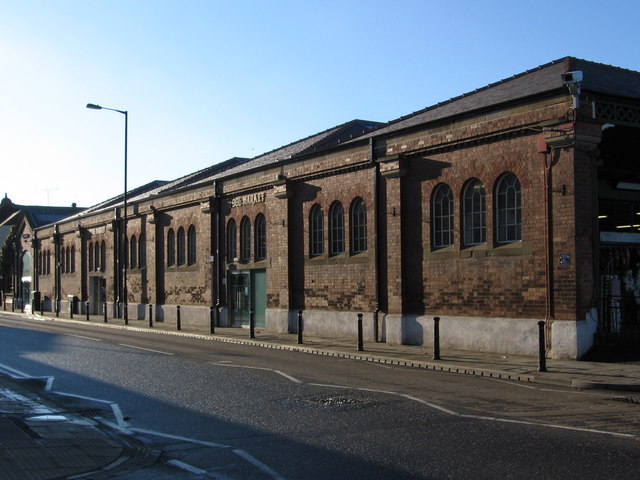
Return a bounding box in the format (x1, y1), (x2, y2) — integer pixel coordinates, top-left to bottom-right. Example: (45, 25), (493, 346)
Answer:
(250, 308), (255, 339)
(357, 313), (364, 351)
(209, 306), (215, 334)
(55, 298), (59, 317)
(297, 310), (303, 344)
(40, 299), (44, 316)
(103, 302), (108, 323)
(149, 304), (153, 328)
(538, 321), (547, 372)
(124, 304), (128, 325)
(433, 317), (441, 360)
(176, 305), (181, 331)
(86, 301), (90, 321)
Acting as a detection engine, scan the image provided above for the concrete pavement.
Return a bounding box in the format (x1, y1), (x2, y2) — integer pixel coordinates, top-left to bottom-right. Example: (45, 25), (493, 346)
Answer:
(1, 307), (640, 479)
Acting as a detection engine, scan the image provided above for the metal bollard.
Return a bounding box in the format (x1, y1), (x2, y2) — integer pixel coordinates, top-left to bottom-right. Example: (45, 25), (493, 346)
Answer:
(124, 304), (128, 325)
(297, 310), (303, 344)
(12, 296), (15, 312)
(86, 301), (90, 321)
(357, 313), (364, 351)
(176, 305), (181, 331)
(21, 299), (24, 313)
(433, 317), (441, 360)
(55, 298), (59, 317)
(149, 304), (153, 328)
(40, 299), (44, 316)
(209, 306), (215, 334)
(103, 302), (108, 323)
(538, 321), (547, 372)
(250, 308), (255, 339)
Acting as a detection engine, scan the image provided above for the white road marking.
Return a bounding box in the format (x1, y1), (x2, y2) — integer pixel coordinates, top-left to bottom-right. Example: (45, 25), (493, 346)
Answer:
(167, 459), (208, 475)
(66, 334), (102, 342)
(131, 428), (229, 448)
(118, 344), (174, 355)
(233, 449), (288, 480)
(212, 363), (303, 383)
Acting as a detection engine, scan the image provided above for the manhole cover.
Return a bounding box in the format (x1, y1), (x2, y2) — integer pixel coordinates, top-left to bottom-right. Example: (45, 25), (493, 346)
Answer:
(288, 394), (371, 410)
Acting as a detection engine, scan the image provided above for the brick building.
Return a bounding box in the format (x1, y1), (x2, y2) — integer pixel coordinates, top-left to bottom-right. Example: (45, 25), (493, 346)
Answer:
(27, 57), (640, 359)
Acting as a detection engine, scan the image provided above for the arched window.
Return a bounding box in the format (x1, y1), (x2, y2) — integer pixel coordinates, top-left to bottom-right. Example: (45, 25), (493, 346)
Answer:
(60, 246), (66, 274)
(177, 227), (186, 266)
(240, 216), (251, 261)
(310, 205), (324, 256)
(130, 235), (137, 269)
(94, 240), (101, 271)
(46, 250), (51, 275)
(462, 179), (486, 246)
(432, 184), (454, 248)
(330, 202), (344, 255)
(138, 234), (145, 268)
(70, 245), (75, 273)
(89, 243), (94, 271)
(350, 197), (367, 254)
(227, 219), (237, 262)
(167, 229), (175, 266)
(495, 173), (521, 244)
(187, 226), (196, 265)
(100, 241), (106, 272)
(255, 214), (266, 260)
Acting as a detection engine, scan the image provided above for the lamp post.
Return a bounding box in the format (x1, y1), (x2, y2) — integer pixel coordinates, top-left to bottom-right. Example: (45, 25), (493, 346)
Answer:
(86, 103), (129, 324)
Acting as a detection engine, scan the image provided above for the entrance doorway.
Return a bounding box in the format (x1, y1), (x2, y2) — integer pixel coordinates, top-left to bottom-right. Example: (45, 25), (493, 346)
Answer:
(228, 270), (266, 328)
(89, 277), (106, 315)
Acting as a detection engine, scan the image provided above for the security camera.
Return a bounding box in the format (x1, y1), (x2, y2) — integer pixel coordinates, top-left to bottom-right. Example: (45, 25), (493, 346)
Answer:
(562, 71), (583, 84)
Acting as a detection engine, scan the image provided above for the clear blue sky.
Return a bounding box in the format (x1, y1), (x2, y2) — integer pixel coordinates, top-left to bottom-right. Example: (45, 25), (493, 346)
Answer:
(1, 0), (639, 208)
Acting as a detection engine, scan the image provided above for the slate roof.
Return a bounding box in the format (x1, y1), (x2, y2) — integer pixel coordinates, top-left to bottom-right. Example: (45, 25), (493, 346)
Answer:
(353, 57), (640, 141)
(0, 196), (85, 230)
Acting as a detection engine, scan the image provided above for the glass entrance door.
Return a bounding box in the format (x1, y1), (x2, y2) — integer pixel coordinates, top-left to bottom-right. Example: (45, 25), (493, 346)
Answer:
(229, 271), (250, 327)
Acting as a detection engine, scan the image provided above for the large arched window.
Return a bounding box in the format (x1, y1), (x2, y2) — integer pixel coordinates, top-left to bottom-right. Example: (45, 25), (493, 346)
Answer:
(88, 243), (94, 271)
(94, 240), (101, 271)
(350, 197), (367, 254)
(432, 184), (454, 248)
(130, 235), (137, 269)
(187, 226), (196, 265)
(227, 219), (237, 262)
(138, 235), (145, 268)
(70, 245), (75, 273)
(495, 173), (522, 244)
(255, 214), (266, 261)
(462, 179), (486, 246)
(60, 246), (66, 274)
(177, 227), (186, 266)
(100, 241), (106, 272)
(240, 216), (251, 261)
(310, 204), (324, 256)
(329, 201), (344, 255)
(167, 229), (175, 266)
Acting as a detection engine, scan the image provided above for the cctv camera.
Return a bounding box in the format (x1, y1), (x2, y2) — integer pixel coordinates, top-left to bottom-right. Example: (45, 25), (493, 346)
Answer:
(562, 71), (583, 84)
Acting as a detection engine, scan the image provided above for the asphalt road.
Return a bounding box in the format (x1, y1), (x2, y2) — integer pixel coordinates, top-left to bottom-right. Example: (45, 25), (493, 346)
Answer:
(1, 314), (640, 479)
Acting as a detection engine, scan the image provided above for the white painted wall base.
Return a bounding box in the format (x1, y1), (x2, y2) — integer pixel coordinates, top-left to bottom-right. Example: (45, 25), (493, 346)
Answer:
(266, 308), (597, 360)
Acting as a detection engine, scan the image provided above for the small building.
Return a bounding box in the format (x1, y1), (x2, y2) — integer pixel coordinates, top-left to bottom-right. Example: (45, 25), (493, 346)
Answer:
(0, 195), (84, 311)
(31, 57), (640, 359)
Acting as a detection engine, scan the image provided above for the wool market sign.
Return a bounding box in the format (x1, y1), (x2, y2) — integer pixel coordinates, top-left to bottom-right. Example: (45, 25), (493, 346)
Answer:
(230, 192), (266, 208)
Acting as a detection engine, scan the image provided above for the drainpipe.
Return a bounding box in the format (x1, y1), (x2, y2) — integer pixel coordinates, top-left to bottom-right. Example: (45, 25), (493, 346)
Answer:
(371, 137), (381, 342)
(543, 150), (554, 352)
(53, 224), (61, 315)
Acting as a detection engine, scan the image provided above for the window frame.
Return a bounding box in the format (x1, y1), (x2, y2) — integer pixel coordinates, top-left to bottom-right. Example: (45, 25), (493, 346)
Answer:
(330, 201), (344, 255)
(462, 178), (487, 246)
(254, 214), (266, 261)
(310, 204), (324, 257)
(240, 216), (251, 261)
(432, 183), (454, 249)
(177, 227), (186, 266)
(495, 173), (522, 244)
(187, 226), (196, 265)
(350, 197), (367, 254)
(227, 219), (237, 262)
(167, 229), (175, 266)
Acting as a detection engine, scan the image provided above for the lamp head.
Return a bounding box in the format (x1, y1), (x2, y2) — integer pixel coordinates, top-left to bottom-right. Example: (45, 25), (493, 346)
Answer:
(86, 103), (102, 110)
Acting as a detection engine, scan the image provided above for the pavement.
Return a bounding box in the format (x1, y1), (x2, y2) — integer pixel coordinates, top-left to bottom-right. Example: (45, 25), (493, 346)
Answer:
(1, 305), (640, 479)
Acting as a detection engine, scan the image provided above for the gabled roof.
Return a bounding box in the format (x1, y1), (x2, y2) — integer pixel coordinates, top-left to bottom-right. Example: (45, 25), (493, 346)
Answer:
(0, 195), (85, 230)
(190, 119), (383, 187)
(354, 57), (640, 140)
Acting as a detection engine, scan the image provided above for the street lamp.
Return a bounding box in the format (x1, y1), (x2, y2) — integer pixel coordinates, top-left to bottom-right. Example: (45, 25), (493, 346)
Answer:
(86, 103), (129, 324)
